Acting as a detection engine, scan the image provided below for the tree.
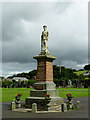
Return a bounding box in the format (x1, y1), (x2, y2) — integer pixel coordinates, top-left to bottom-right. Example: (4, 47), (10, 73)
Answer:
(29, 70), (37, 79)
(2, 80), (12, 88)
(0, 76), (4, 80)
(84, 64), (90, 70)
(28, 79), (36, 86)
(53, 78), (61, 87)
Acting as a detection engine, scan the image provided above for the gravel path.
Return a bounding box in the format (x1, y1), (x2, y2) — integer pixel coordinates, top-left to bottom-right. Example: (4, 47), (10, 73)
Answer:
(1, 97), (89, 119)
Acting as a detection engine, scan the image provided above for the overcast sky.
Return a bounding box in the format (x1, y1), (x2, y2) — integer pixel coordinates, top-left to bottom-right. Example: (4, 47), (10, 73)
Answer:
(2, 2), (88, 77)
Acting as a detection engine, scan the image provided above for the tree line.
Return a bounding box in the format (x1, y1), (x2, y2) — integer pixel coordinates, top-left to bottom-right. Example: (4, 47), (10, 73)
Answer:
(1, 64), (90, 88)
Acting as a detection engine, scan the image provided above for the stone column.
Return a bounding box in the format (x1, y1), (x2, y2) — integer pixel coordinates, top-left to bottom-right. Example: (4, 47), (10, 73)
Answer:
(11, 100), (16, 110)
(36, 57), (54, 82)
(32, 103), (37, 113)
(61, 103), (67, 112)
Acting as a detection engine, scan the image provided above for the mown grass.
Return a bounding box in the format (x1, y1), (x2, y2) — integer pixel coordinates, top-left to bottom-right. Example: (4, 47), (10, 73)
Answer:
(57, 88), (89, 98)
(57, 88), (88, 90)
(0, 88), (89, 102)
(58, 90), (88, 98)
(1, 88), (32, 102)
(74, 70), (88, 76)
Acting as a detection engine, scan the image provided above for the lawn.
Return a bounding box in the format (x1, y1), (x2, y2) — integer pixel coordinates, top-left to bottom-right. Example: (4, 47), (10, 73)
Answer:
(57, 88), (89, 98)
(1, 88), (32, 102)
(0, 88), (89, 102)
(74, 70), (88, 76)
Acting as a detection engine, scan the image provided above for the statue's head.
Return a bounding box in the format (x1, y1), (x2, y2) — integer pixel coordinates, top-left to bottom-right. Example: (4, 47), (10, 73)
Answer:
(43, 25), (47, 30)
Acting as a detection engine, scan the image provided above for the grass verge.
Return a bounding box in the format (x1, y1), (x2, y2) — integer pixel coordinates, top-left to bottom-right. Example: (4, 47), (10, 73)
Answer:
(0, 88), (89, 102)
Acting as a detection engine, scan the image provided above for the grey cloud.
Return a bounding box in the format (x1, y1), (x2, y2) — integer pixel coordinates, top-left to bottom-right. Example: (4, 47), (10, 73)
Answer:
(2, 2), (51, 41)
(2, 2), (88, 77)
(2, 62), (37, 77)
(54, 2), (72, 14)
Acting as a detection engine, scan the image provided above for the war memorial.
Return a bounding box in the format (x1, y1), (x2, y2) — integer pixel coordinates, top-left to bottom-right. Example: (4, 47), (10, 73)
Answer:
(25, 25), (63, 111)
(10, 25), (81, 114)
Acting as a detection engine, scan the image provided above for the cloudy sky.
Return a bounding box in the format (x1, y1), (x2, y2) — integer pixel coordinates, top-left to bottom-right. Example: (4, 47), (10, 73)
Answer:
(1, 2), (88, 77)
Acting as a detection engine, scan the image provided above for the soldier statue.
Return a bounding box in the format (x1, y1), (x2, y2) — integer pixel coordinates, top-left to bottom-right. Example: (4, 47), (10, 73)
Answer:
(41, 25), (49, 53)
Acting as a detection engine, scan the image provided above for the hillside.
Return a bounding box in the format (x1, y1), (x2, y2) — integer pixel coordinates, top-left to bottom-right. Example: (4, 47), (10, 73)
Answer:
(74, 70), (88, 76)
(7, 65), (90, 81)
(7, 65), (77, 80)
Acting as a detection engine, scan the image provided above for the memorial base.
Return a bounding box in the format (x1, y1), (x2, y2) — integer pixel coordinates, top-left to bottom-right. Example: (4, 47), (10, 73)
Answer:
(30, 81), (59, 97)
(25, 81), (64, 111)
(25, 97), (63, 111)
(25, 51), (63, 111)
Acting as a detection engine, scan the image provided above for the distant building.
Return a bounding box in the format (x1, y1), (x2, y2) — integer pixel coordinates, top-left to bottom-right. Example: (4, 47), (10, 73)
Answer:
(6, 78), (13, 81)
(13, 77), (28, 82)
(83, 71), (90, 76)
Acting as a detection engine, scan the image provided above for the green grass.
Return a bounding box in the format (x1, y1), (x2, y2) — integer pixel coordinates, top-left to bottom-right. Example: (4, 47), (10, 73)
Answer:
(0, 88), (89, 102)
(74, 70), (88, 76)
(57, 88), (88, 90)
(1, 88), (33, 102)
(58, 90), (88, 98)
(74, 70), (89, 80)
(57, 88), (89, 98)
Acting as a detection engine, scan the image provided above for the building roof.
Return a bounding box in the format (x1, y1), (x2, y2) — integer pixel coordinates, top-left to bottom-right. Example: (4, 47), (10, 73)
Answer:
(13, 77), (28, 81)
(83, 71), (90, 76)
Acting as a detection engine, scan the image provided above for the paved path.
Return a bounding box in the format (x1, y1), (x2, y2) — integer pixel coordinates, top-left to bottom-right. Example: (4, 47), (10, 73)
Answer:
(1, 97), (89, 119)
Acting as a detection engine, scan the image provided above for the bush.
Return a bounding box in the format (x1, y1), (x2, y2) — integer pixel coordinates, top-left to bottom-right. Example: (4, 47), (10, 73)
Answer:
(28, 79), (36, 86)
(2, 80), (12, 88)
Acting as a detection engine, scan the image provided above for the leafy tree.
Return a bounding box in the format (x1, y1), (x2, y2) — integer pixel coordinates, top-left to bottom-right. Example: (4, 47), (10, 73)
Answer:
(28, 79), (36, 86)
(7, 65), (86, 87)
(0, 76), (4, 80)
(77, 74), (85, 83)
(72, 69), (77, 72)
(2, 80), (12, 88)
(84, 64), (90, 70)
(28, 70), (37, 79)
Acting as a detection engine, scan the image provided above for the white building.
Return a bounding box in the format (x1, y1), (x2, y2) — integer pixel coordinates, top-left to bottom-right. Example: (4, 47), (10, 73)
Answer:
(83, 71), (90, 76)
(6, 78), (13, 81)
(13, 77), (28, 82)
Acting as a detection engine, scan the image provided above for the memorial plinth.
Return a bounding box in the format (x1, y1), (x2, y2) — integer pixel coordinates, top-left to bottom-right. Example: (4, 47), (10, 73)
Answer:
(25, 25), (63, 111)
(25, 51), (63, 111)
(34, 51), (56, 82)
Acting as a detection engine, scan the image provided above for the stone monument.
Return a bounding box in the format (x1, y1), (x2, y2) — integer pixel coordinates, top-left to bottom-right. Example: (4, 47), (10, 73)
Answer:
(25, 25), (63, 111)
(41, 25), (49, 54)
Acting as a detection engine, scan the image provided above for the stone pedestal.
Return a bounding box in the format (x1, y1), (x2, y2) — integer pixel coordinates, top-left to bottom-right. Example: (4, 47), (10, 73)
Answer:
(25, 51), (63, 111)
(61, 103), (67, 112)
(11, 100), (16, 110)
(16, 101), (21, 108)
(32, 103), (37, 113)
